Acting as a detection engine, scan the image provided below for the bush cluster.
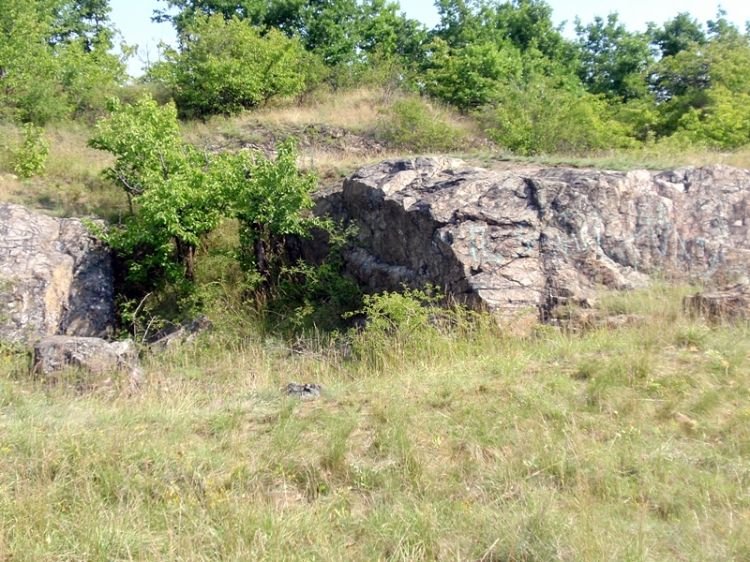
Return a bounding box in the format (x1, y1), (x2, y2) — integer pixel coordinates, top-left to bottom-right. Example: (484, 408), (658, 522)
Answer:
(89, 96), (324, 322)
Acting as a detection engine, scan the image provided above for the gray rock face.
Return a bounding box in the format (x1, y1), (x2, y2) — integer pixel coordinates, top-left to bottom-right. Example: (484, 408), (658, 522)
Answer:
(314, 158), (750, 316)
(33, 336), (141, 387)
(0, 203), (115, 344)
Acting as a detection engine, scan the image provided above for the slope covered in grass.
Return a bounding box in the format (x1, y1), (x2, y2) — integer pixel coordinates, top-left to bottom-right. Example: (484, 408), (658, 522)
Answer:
(1, 286), (748, 561)
(3, 86), (750, 218)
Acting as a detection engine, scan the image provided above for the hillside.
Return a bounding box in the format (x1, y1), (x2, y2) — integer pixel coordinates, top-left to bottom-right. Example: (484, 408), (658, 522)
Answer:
(1, 90), (750, 559)
(2, 0), (750, 559)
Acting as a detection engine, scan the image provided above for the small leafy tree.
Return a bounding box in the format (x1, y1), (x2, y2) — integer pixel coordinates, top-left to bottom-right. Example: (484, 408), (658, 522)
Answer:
(89, 96), (224, 287)
(90, 95), (323, 316)
(13, 123), (49, 178)
(216, 139), (320, 287)
(423, 39), (522, 112)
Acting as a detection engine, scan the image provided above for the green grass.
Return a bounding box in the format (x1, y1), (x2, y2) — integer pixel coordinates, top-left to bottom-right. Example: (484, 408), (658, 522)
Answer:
(0, 121), (125, 219)
(1, 286), (749, 561)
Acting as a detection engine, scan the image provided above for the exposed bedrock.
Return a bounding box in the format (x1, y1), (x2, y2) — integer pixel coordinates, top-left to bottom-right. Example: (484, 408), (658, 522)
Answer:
(309, 158), (750, 316)
(0, 203), (115, 344)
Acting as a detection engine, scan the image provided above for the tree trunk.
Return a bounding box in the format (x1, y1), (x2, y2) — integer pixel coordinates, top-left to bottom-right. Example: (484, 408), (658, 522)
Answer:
(176, 239), (196, 282)
(254, 224), (270, 284)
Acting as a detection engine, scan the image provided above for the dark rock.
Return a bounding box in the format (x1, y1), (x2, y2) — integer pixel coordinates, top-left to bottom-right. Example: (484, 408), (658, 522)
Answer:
(285, 382), (322, 400)
(33, 335), (142, 388)
(0, 203), (115, 344)
(309, 159), (750, 317)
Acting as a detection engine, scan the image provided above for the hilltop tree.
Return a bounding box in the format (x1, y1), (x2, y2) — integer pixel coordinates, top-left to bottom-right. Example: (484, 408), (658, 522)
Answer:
(575, 13), (653, 101)
(649, 12), (706, 58)
(649, 31), (750, 147)
(433, 0), (571, 61)
(49, 0), (113, 50)
(0, 0), (124, 123)
(150, 14), (316, 117)
(154, 0), (427, 69)
(423, 38), (522, 111)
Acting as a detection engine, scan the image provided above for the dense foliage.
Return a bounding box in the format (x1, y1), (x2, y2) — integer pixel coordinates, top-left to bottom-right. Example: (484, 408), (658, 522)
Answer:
(149, 14), (318, 118)
(2, 0), (749, 151)
(89, 96), (319, 301)
(0, 0), (125, 124)
(145, 0), (750, 151)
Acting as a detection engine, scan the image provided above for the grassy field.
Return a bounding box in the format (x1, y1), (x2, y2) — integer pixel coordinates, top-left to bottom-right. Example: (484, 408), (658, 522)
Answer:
(1, 286), (749, 561)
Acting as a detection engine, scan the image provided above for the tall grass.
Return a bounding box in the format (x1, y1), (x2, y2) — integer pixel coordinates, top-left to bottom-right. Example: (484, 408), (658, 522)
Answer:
(1, 285), (749, 561)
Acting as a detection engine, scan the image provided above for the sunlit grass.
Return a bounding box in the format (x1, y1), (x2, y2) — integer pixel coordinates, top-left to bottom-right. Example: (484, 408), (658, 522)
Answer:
(1, 286), (749, 560)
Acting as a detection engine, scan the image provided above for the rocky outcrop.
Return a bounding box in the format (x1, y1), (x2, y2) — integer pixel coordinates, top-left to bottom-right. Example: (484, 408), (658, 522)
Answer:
(33, 336), (141, 387)
(0, 203), (115, 344)
(684, 283), (750, 322)
(312, 158), (750, 317)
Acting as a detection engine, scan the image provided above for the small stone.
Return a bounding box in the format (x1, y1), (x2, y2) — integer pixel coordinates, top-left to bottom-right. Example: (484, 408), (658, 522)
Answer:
(285, 382), (322, 400)
(148, 315), (213, 350)
(683, 283), (750, 322)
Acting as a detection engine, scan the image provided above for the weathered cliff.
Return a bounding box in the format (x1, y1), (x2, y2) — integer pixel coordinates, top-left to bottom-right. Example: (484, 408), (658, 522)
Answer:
(313, 159), (750, 316)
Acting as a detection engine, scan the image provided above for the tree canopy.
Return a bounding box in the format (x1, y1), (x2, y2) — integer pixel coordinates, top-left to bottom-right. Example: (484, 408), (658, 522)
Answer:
(2, 0), (750, 150)
(0, 0), (125, 124)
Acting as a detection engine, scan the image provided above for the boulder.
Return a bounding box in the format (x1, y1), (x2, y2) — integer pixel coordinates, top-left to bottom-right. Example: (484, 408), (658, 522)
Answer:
(33, 335), (141, 387)
(0, 203), (115, 344)
(285, 382), (322, 400)
(311, 159), (750, 317)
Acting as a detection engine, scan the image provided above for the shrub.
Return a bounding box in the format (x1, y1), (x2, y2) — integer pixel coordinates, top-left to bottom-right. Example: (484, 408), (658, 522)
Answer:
(150, 14), (320, 118)
(481, 74), (635, 155)
(376, 96), (469, 152)
(669, 87), (750, 149)
(346, 288), (445, 368)
(89, 96), (323, 327)
(89, 97), (223, 288)
(423, 39), (523, 112)
(216, 139), (321, 289)
(13, 123), (49, 178)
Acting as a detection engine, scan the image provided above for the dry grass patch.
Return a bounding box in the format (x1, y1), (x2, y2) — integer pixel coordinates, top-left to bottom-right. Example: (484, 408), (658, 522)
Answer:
(0, 121), (123, 218)
(252, 87), (386, 132)
(480, 143), (750, 171)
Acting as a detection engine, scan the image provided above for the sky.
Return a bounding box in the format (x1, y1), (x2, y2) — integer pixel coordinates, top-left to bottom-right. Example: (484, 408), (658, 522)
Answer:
(110, 0), (750, 77)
